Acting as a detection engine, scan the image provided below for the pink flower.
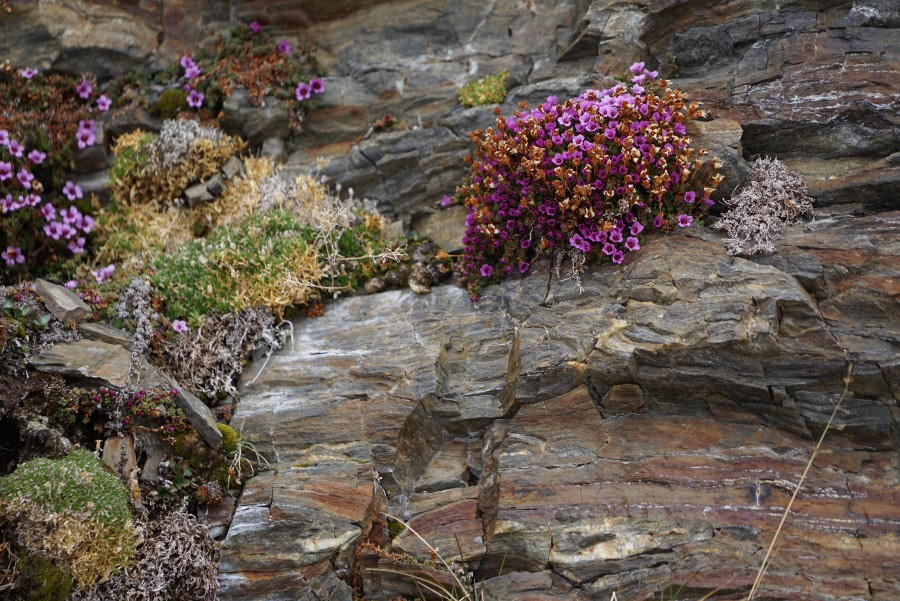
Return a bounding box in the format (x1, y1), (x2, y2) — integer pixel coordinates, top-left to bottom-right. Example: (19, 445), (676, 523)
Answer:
(608, 228), (623, 243)
(1, 194), (14, 213)
(180, 55), (195, 69)
(0, 130), (8, 146)
(184, 64), (202, 79)
(653, 215), (664, 228)
(0, 162), (11, 181)
(519, 261), (530, 273)
(28, 149), (46, 164)
(24, 194), (40, 207)
(97, 95), (112, 111)
(44, 221), (65, 240)
(630, 61), (645, 74)
(187, 89), (204, 108)
(612, 250), (625, 264)
(172, 319), (189, 334)
(78, 119), (96, 133)
(295, 82), (311, 101)
(65, 280), (77, 289)
(630, 221), (644, 235)
(41, 203), (56, 221)
(67, 237), (86, 254)
(1, 246), (25, 266)
(309, 78), (325, 94)
(277, 39), (292, 55)
(440, 194), (452, 208)
(480, 264), (493, 278)
(16, 169), (34, 189)
(76, 79), (93, 100)
(62, 181), (83, 201)
(684, 190), (696, 203)
(249, 20), (261, 33)
(91, 264), (116, 284)
(8, 139), (23, 157)
(624, 236), (641, 251)
(76, 128), (95, 149)
(19, 68), (38, 80)
(677, 214), (693, 227)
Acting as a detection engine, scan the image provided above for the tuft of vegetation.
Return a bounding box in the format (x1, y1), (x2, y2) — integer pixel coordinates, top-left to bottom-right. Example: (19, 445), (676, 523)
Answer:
(458, 71), (509, 107)
(0, 449), (136, 589)
(150, 88), (188, 120)
(216, 423), (238, 455)
(459, 62), (722, 299)
(16, 553), (73, 601)
(714, 156), (815, 256)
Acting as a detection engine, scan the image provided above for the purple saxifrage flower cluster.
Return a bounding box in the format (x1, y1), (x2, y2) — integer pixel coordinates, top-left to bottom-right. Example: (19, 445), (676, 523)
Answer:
(459, 63), (724, 299)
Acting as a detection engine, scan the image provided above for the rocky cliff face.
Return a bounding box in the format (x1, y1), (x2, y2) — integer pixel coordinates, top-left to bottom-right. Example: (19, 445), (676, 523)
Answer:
(7, 0), (898, 599)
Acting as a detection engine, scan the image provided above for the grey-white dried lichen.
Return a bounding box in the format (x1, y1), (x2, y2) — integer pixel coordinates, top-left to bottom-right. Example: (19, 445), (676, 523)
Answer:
(150, 119), (225, 168)
(714, 157), (815, 255)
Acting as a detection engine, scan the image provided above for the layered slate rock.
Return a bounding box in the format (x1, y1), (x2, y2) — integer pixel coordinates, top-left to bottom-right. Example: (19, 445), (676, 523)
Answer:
(220, 213), (900, 600)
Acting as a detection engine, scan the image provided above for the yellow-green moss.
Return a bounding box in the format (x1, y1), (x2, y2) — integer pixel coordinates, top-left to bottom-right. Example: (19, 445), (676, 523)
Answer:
(19, 553), (73, 601)
(217, 423), (238, 456)
(151, 88), (188, 120)
(388, 520), (406, 541)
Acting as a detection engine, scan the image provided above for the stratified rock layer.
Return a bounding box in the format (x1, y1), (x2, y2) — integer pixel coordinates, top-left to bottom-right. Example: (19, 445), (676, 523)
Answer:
(219, 214), (900, 600)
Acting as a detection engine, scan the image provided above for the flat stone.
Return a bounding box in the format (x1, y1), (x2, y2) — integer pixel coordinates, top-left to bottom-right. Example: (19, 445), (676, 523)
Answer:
(221, 155), (246, 180)
(144, 370), (223, 451)
(599, 383), (645, 416)
(28, 339), (132, 388)
(36, 279), (91, 323)
(184, 182), (214, 208)
(77, 322), (134, 350)
(206, 173), (226, 197)
(410, 205), (467, 253)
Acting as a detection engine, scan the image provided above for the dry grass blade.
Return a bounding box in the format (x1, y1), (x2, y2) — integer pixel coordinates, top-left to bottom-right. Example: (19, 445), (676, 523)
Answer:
(746, 363), (854, 600)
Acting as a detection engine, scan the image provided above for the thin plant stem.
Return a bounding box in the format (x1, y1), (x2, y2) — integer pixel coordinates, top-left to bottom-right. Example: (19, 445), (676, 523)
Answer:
(747, 363), (854, 600)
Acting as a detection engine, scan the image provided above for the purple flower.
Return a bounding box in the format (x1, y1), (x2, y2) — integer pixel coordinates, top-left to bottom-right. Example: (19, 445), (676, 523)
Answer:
(440, 194), (453, 208)
(62, 181), (83, 201)
(630, 61), (645, 74)
(677, 214), (693, 227)
(180, 55), (195, 69)
(630, 222), (644, 235)
(0, 162), (11, 181)
(65, 280), (77, 289)
(653, 215), (664, 228)
(569, 233), (591, 253)
(309, 78), (325, 94)
(249, 20), (261, 34)
(0, 130), (8, 146)
(76, 128), (95, 149)
(612, 250), (625, 264)
(76, 79), (93, 100)
(520, 239), (531, 249)
(91, 264), (116, 284)
(19, 68), (39, 80)
(97, 95), (112, 111)
(78, 119), (95, 133)
(16, 169), (34, 189)
(519, 261), (530, 273)
(624, 236), (641, 251)
(608, 228), (623, 244)
(277, 39), (292, 55)
(1, 246), (25, 266)
(295, 82), (311, 101)
(602, 242), (616, 255)
(8, 139), (23, 157)
(41, 203), (56, 221)
(28, 149), (46, 164)
(184, 64), (202, 79)
(631, 84), (645, 95)
(67, 237), (86, 254)
(44, 221), (64, 240)
(187, 89), (204, 108)
(702, 197), (715, 209)
(172, 320), (189, 334)
(480, 264), (493, 278)
(24, 194), (40, 207)
(684, 190), (696, 204)
(674, 122), (687, 135)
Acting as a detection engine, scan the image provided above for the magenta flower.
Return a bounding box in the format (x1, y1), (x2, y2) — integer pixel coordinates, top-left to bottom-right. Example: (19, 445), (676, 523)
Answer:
(44, 221), (64, 240)
(630, 221), (644, 235)
(569, 233), (590, 252)
(677, 214), (693, 227)
(8, 140), (23, 157)
(78, 119), (95, 133)
(41, 203), (55, 220)
(1, 194), (13, 213)
(624, 236), (641, 251)
(684, 190), (696, 204)
(1, 246), (25, 267)
(518, 261), (530, 274)
(67, 237), (86, 254)
(612, 250), (625, 264)
(62, 181), (83, 201)
(91, 264), (116, 284)
(480, 264), (493, 278)
(653, 215), (664, 228)
(172, 319), (189, 334)
(295, 82), (311, 101)
(630, 61), (645, 74)
(24, 193), (40, 207)
(0, 162), (11, 181)
(608, 229), (623, 244)
(440, 194), (452, 208)
(65, 280), (77, 290)
(184, 64), (202, 79)
(277, 39), (292, 55)
(28, 149), (46, 164)
(76, 79), (93, 100)
(187, 89), (204, 108)
(309, 78), (325, 94)
(249, 20), (261, 34)
(0, 130), (8, 146)
(19, 68), (39, 79)
(180, 55), (195, 69)
(702, 197), (715, 209)
(520, 239), (531, 249)
(97, 95), (111, 111)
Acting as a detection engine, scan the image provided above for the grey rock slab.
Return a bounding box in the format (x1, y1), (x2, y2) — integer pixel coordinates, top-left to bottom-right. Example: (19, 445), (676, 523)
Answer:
(77, 322), (134, 350)
(28, 339), (132, 388)
(36, 279), (91, 323)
